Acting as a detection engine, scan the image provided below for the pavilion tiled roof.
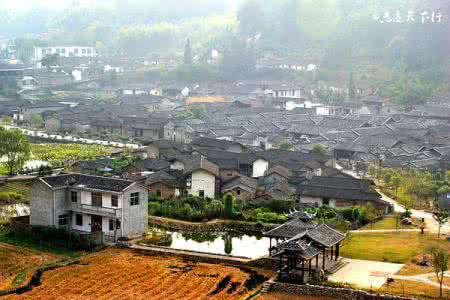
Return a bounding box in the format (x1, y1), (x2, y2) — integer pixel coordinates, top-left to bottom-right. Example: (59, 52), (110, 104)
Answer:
(274, 237), (322, 259)
(304, 224), (346, 248)
(264, 218), (316, 239)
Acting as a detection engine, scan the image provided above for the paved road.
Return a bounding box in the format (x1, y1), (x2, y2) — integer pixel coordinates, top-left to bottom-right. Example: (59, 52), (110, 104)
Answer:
(392, 271), (450, 290)
(328, 258), (404, 289)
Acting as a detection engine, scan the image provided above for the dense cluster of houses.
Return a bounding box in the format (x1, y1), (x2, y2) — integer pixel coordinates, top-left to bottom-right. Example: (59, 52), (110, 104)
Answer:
(29, 136), (389, 243)
(4, 86), (450, 176)
(68, 137), (390, 211)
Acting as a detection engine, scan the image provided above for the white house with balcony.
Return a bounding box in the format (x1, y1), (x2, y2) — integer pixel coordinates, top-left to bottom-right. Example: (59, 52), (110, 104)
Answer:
(30, 174), (148, 243)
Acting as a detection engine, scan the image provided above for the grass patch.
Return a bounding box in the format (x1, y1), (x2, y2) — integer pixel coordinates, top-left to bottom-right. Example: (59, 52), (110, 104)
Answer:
(11, 271), (27, 287)
(341, 232), (450, 263)
(361, 216), (421, 230)
(380, 279), (450, 299)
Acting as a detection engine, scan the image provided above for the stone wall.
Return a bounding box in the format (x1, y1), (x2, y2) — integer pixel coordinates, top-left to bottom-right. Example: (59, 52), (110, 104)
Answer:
(269, 282), (417, 300)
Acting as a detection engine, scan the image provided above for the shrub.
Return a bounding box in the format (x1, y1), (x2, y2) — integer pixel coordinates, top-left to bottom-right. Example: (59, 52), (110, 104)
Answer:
(0, 192), (24, 204)
(256, 211), (288, 224)
(266, 199), (295, 213)
(400, 208), (412, 219)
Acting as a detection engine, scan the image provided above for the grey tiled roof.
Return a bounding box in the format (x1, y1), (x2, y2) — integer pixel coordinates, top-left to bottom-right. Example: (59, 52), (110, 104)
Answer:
(41, 174), (135, 192)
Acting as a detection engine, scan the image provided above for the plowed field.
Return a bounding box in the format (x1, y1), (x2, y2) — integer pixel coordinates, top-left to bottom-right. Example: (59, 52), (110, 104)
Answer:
(4, 248), (268, 300)
(0, 242), (59, 290)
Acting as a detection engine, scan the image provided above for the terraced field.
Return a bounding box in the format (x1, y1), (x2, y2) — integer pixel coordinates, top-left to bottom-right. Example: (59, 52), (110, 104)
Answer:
(4, 248), (269, 300)
(0, 242), (59, 290)
(0, 180), (33, 203)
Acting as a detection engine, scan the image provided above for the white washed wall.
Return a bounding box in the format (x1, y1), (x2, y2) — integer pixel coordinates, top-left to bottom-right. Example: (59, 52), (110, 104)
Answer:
(188, 170), (215, 198)
(253, 159), (269, 178)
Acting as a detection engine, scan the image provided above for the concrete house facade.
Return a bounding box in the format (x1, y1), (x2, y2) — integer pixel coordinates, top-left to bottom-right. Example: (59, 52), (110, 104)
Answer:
(184, 157), (219, 199)
(30, 174), (148, 243)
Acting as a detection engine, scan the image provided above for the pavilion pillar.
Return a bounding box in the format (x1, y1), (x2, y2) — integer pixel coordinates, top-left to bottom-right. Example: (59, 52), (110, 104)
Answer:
(315, 254), (319, 270)
(322, 249), (326, 271)
(269, 238), (272, 251)
(335, 243), (340, 260)
(331, 245), (334, 259)
(308, 259), (312, 275)
(301, 260), (305, 283)
(279, 253), (282, 274)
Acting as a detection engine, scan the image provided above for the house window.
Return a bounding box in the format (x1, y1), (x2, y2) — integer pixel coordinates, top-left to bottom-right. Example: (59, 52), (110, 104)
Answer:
(237, 190), (241, 195)
(130, 192), (140, 206)
(199, 190), (205, 198)
(111, 195), (118, 207)
(156, 190), (161, 197)
(74, 48), (79, 54)
(82, 48), (87, 54)
(186, 176), (192, 187)
(71, 191), (78, 203)
(447, 193), (450, 199)
(75, 214), (83, 226)
(58, 214), (68, 226)
(109, 219), (115, 231)
(92, 193), (102, 207)
(227, 173), (233, 177)
(116, 220), (121, 229)
(323, 198), (330, 206)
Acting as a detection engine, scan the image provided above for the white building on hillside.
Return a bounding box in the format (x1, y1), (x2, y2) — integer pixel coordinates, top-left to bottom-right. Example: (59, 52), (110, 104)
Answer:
(33, 46), (97, 63)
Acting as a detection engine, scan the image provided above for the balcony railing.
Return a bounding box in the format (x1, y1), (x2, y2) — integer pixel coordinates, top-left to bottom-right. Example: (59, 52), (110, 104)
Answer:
(71, 203), (121, 218)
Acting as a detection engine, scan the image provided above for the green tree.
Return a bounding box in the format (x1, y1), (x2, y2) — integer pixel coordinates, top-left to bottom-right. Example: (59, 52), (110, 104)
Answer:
(0, 128), (31, 175)
(30, 114), (44, 128)
(41, 53), (60, 71)
(437, 185), (450, 198)
(383, 172), (392, 186)
(391, 175), (401, 196)
(430, 247), (449, 298)
(0, 116), (13, 125)
(312, 144), (328, 156)
(224, 193), (235, 219)
(348, 72), (356, 101)
(432, 209), (449, 238)
(385, 76), (438, 106)
(279, 141), (293, 151)
(183, 38), (192, 65)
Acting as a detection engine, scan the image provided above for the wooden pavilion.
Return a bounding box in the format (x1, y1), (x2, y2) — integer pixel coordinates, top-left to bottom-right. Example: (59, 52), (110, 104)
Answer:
(265, 219), (346, 283)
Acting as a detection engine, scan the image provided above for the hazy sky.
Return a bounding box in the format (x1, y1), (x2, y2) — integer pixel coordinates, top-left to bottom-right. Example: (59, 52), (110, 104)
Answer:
(0, 0), (92, 11)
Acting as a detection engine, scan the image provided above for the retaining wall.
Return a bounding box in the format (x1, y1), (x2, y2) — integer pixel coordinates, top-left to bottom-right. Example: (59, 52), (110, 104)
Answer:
(269, 282), (417, 300)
